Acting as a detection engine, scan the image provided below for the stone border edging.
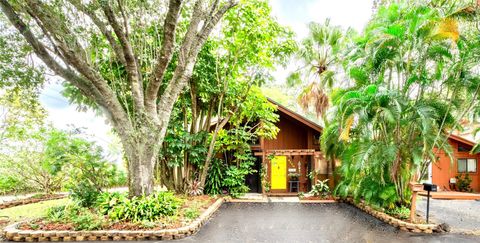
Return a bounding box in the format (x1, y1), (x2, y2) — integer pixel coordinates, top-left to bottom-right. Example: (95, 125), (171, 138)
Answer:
(0, 195), (66, 210)
(2, 198), (224, 241)
(340, 198), (441, 233)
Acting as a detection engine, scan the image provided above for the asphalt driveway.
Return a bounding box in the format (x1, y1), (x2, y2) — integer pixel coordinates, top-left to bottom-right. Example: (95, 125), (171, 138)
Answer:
(169, 202), (479, 243)
(417, 197), (480, 232)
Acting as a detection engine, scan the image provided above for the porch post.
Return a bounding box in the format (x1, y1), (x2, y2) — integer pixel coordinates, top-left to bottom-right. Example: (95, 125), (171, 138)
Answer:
(262, 151), (266, 194)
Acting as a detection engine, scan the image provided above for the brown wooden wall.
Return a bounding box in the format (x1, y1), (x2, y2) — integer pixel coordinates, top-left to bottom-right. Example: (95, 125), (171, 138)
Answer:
(263, 112), (320, 151)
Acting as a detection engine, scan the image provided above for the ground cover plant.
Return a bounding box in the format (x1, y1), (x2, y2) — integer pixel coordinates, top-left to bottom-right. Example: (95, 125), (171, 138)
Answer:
(19, 192), (217, 231)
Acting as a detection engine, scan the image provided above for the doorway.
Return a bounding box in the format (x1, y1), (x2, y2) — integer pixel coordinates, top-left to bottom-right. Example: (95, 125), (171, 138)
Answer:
(245, 156), (262, 193)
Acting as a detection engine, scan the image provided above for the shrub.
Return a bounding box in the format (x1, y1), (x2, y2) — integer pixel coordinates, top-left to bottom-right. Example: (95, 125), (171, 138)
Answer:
(63, 139), (121, 207)
(71, 209), (105, 231)
(46, 205), (67, 222)
(385, 206), (410, 220)
(223, 165), (251, 198)
(205, 158), (224, 195)
(97, 191), (182, 222)
(184, 207), (200, 220)
(46, 203), (105, 230)
(456, 174), (473, 192)
(309, 179), (330, 198)
(67, 180), (102, 208)
(0, 175), (31, 195)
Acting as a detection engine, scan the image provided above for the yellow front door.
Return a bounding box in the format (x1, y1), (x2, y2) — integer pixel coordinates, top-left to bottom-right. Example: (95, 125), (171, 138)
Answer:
(271, 156), (287, 190)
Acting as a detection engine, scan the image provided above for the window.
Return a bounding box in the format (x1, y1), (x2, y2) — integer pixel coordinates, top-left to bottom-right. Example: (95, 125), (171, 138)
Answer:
(458, 158), (477, 173)
(458, 144), (472, 152)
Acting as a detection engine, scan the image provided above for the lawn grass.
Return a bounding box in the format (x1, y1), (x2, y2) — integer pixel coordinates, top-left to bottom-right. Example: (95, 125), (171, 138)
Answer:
(0, 198), (69, 222)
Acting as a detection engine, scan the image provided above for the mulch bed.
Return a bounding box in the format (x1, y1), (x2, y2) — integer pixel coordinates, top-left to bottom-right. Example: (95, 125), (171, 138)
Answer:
(19, 195), (217, 231)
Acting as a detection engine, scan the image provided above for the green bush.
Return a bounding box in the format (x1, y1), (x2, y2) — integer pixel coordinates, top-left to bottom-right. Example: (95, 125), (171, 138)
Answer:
(67, 180), (101, 208)
(63, 139), (121, 207)
(71, 209), (105, 231)
(385, 206), (410, 220)
(0, 175), (30, 195)
(46, 205), (67, 222)
(309, 179), (330, 198)
(184, 207), (200, 220)
(223, 165), (251, 198)
(205, 158), (224, 195)
(97, 191), (182, 222)
(456, 174), (473, 192)
(46, 203), (105, 230)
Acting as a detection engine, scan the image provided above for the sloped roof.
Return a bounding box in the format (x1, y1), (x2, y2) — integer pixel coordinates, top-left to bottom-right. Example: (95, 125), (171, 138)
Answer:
(449, 134), (476, 146)
(267, 98), (323, 133)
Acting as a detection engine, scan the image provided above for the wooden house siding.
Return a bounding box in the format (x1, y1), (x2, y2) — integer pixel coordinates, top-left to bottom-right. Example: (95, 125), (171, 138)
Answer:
(432, 136), (480, 192)
(249, 99), (326, 194)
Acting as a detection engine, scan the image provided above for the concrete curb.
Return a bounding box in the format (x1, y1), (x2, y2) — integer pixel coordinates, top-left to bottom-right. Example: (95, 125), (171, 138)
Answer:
(2, 198), (224, 241)
(299, 200), (336, 203)
(225, 198), (269, 203)
(341, 198), (441, 234)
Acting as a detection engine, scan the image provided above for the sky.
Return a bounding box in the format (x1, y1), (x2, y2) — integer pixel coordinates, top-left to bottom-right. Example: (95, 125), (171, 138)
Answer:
(38, 0), (374, 163)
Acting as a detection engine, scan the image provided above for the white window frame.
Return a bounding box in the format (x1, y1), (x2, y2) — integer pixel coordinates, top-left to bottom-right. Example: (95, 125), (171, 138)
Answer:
(458, 158), (477, 173)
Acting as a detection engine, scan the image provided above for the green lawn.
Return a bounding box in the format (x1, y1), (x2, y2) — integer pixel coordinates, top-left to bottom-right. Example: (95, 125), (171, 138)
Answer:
(0, 198), (69, 221)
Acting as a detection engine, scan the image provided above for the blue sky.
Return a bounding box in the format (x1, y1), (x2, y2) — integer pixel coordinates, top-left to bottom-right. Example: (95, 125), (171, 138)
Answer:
(38, 0), (374, 163)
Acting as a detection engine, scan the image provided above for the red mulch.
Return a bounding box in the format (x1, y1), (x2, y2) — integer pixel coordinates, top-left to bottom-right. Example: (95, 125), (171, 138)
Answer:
(19, 195), (217, 231)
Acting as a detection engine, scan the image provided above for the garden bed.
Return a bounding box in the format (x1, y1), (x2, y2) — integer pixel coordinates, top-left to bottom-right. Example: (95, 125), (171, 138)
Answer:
(3, 197), (224, 241)
(19, 195), (217, 231)
(0, 194), (66, 210)
(340, 198), (445, 234)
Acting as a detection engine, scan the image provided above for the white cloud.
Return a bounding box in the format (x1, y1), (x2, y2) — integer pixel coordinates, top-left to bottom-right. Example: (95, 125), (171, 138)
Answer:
(307, 0), (373, 33)
(269, 0), (373, 84)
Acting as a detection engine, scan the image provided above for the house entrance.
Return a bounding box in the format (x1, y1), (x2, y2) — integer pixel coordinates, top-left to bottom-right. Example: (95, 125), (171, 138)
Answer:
(245, 156), (262, 193)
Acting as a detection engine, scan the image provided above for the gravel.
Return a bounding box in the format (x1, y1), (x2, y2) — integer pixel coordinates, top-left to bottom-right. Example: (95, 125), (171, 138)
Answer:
(417, 197), (480, 232)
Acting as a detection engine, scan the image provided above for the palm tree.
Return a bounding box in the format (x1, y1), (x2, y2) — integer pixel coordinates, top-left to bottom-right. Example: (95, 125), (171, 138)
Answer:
(288, 20), (351, 183)
(288, 19), (349, 117)
(329, 0), (480, 208)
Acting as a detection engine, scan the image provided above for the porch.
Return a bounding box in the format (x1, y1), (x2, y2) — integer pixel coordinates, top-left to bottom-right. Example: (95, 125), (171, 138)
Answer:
(253, 149), (326, 194)
(419, 191), (480, 200)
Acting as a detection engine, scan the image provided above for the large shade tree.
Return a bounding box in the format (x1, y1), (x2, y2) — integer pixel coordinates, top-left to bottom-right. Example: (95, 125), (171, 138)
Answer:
(0, 0), (237, 196)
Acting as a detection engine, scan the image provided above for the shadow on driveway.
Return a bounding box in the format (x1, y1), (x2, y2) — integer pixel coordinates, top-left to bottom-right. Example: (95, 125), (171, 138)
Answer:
(169, 202), (478, 243)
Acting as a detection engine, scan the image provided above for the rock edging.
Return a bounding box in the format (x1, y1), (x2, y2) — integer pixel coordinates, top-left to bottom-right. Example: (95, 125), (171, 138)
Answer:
(341, 198), (442, 234)
(0, 195), (66, 210)
(2, 198), (224, 241)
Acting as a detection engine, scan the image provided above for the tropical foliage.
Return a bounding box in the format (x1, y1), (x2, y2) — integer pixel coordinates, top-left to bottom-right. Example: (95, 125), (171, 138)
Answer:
(288, 19), (351, 117)
(156, 0), (293, 195)
(323, 0), (480, 208)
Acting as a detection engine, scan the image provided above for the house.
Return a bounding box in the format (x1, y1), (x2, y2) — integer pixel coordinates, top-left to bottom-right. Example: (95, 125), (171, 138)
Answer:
(245, 99), (330, 194)
(429, 134), (480, 192)
(246, 99), (480, 195)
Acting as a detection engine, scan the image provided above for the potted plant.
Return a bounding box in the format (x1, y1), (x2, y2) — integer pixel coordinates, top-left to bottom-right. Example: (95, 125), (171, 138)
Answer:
(288, 172), (300, 181)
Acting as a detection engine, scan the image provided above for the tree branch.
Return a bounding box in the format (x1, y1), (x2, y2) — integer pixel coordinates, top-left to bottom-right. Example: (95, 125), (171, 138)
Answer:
(0, 0), (133, 137)
(66, 0), (127, 66)
(144, 0), (183, 116)
(102, 3), (144, 111)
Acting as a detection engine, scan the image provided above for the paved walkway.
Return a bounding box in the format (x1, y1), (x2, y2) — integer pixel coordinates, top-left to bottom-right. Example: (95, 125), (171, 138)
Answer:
(419, 191), (480, 200)
(168, 202), (478, 243)
(417, 197), (480, 233)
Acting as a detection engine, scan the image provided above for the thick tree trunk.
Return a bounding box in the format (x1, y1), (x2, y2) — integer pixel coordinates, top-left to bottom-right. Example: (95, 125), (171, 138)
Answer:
(120, 124), (162, 197)
(125, 147), (157, 197)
